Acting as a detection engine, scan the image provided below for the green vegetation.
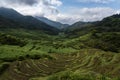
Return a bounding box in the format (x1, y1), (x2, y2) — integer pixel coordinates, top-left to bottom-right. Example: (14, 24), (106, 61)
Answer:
(0, 62), (10, 74)
(88, 32), (120, 52)
(48, 71), (120, 80)
(0, 33), (27, 47)
(11, 49), (120, 80)
(0, 12), (120, 80)
(47, 71), (94, 80)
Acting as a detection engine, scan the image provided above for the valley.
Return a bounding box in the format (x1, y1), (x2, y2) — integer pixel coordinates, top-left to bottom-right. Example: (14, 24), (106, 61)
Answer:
(0, 7), (120, 80)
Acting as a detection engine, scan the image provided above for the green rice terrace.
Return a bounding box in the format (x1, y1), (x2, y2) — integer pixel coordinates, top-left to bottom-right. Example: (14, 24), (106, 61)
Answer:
(1, 49), (120, 80)
(0, 31), (120, 80)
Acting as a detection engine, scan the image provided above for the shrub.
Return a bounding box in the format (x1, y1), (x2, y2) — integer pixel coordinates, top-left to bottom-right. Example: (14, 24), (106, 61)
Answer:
(25, 54), (54, 60)
(0, 33), (27, 47)
(0, 63), (10, 75)
(1, 57), (17, 62)
(25, 54), (41, 59)
(86, 32), (120, 53)
(18, 56), (25, 61)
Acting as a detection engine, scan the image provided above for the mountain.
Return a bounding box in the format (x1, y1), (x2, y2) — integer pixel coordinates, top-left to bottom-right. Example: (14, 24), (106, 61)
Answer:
(0, 7), (60, 35)
(65, 14), (120, 37)
(64, 21), (95, 37)
(0, 7), (24, 21)
(63, 14), (120, 52)
(65, 21), (94, 31)
(95, 14), (120, 32)
(35, 16), (69, 29)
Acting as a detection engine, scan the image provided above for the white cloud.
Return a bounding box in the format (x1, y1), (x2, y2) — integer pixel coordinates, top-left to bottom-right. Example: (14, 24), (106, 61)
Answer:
(0, 0), (62, 16)
(53, 7), (120, 24)
(50, 0), (62, 6)
(0, 0), (119, 24)
(77, 0), (115, 3)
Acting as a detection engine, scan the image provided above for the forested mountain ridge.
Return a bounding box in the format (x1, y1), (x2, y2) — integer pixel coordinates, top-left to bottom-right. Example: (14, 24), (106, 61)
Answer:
(65, 14), (120, 37)
(35, 16), (69, 29)
(0, 7), (60, 35)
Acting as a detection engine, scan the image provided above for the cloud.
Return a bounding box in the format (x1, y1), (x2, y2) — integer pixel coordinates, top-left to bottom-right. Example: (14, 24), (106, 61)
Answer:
(6, 0), (37, 5)
(0, 0), (119, 24)
(0, 0), (38, 6)
(0, 0), (62, 6)
(77, 0), (115, 4)
(53, 7), (120, 24)
(0, 0), (62, 16)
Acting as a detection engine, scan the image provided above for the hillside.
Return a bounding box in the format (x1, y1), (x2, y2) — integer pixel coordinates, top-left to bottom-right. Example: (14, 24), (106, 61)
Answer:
(65, 14), (120, 37)
(95, 14), (120, 32)
(62, 14), (120, 53)
(65, 21), (94, 32)
(0, 7), (60, 35)
(0, 49), (120, 80)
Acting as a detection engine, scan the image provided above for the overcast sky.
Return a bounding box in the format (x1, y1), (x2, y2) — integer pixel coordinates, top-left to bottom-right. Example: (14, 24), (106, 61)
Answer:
(0, 0), (120, 24)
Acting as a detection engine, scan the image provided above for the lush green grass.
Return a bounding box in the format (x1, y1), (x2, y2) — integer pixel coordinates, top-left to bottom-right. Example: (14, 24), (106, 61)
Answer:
(47, 71), (107, 80)
(47, 70), (120, 80)
(60, 32), (120, 53)
(0, 42), (77, 62)
(0, 28), (55, 40)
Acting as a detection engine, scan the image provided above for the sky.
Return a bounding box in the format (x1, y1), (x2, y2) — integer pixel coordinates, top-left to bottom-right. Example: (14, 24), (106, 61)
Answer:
(0, 0), (120, 24)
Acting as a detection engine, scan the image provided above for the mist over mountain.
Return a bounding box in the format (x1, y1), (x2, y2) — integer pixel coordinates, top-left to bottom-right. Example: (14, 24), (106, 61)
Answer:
(35, 16), (69, 29)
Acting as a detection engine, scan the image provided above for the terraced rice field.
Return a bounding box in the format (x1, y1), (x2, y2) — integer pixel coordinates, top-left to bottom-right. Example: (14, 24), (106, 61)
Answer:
(0, 49), (120, 80)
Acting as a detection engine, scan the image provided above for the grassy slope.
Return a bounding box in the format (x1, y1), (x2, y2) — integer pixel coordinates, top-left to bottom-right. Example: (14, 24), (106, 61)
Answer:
(61, 32), (120, 53)
(0, 27), (120, 80)
(0, 28), (77, 62)
(0, 28), (120, 80)
(0, 49), (120, 80)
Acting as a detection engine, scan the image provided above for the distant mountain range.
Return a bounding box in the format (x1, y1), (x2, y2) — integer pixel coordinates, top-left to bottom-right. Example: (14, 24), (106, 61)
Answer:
(35, 16), (69, 29)
(64, 21), (94, 31)
(0, 7), (120, 36)
(65, 14), (120, 37)
(0, 7), (60, 35)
